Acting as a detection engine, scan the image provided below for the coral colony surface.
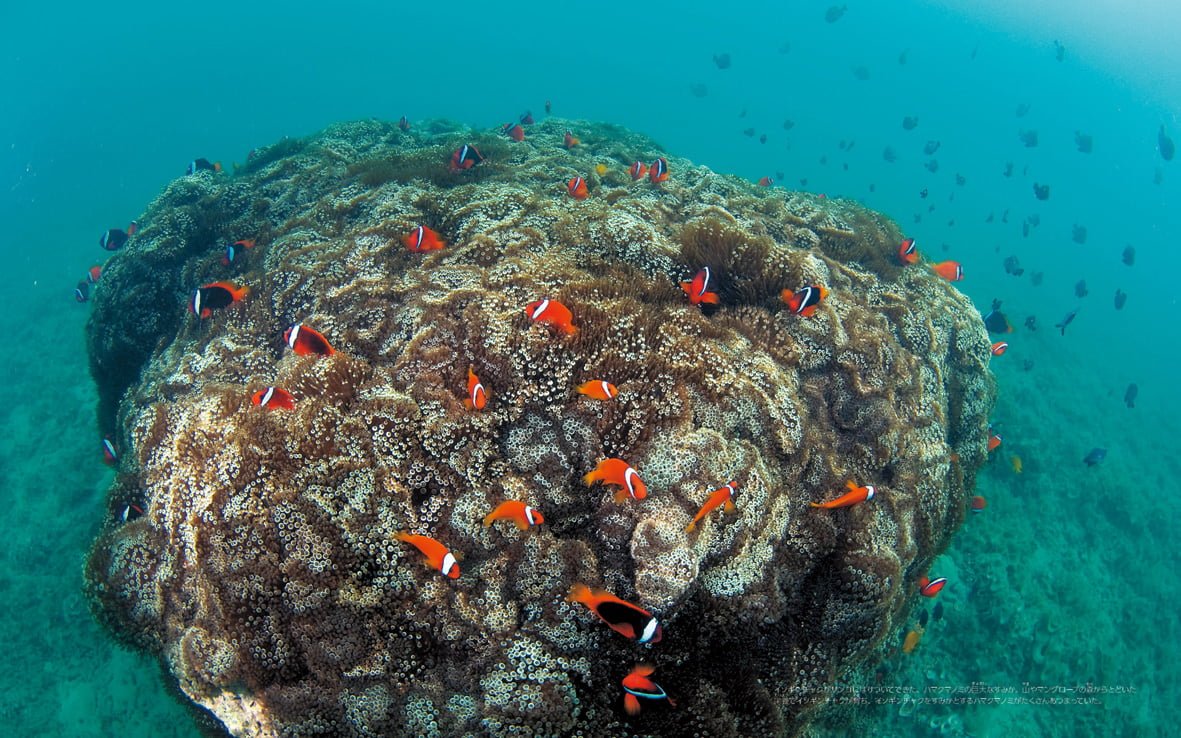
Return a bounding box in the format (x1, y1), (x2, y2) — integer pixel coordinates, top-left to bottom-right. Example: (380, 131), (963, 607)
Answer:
(84, 118), (994, 737)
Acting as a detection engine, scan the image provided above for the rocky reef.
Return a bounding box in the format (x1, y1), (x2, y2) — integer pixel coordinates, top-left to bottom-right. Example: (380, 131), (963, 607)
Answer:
(84, 118), (995, 737)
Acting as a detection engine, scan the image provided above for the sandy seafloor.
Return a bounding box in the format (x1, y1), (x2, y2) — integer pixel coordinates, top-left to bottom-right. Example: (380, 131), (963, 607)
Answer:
(2, 239), (1177, 737)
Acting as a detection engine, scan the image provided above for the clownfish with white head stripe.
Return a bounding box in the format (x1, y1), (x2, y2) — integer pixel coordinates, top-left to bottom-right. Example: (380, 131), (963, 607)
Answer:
(584, 458), (647, 502)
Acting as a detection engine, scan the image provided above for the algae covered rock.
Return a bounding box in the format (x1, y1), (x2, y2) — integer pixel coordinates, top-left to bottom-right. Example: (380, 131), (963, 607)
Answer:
(84, 118), (995, 737)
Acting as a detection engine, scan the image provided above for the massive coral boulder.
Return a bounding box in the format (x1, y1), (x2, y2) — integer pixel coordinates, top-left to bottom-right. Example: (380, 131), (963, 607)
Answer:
(85, 119), (994, 737)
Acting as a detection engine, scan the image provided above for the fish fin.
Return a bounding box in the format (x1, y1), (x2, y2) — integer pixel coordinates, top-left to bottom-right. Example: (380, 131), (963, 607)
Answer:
(809, 502), (825, 508)
(846, 480), (858, 491)
(512, 517), (530, 531)
(563, 324), (579, 335)
(481, 512), (496, 527)
(582, 470), (600, 486)
(567, 583), (590, 604)
(702, 292), (719, 304)
(666, 696), (677, 709)
(723, 501), (736, 512)
(685, 521), (697, 533)
(614, 488), (630, 504)
(464, 399), (474, 410)
(624, 694), (641, 716)
(631, 663), (655, 677)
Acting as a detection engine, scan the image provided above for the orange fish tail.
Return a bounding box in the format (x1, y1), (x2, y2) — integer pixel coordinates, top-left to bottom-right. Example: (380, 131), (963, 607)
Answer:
(623, 694), (641, 716)
(583, 470), (602, 486)
(702, 293), (719, 304)
(685, 520), (697, 533)
(613, 488), (631, 504)
(567, 583), (592, 604)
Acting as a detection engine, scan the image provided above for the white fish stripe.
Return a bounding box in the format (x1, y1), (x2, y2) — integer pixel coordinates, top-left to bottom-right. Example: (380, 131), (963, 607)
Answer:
(287, 324), (301, 349)
(531, 299), (550, 320)
(260, 387), (275, 406)
(865, 485), (875, 500)
(639, 617), (659, 643)
(192, 290), (202, 315)
(103, 439), (117, 458)
(525, 506), (537, 525)
(441, 552), (457, 576)
(601, 381), (613, 398)
(472, 383), (485, 406)
(624, 467), (639, 497)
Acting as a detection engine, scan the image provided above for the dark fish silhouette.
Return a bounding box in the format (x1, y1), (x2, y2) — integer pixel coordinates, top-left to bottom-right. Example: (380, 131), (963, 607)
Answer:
(689, 83), (708, 98)
(1114, 289), (1127, 310)
(1031, 271), (1043, 287)
(1019, 129), (1039, 147)
(955, 173), (966, 186)
(923, 140), (941, 155)
(932, 602), (944, 621)
(1075, 280), (1088, 298)
(983, 300), (1012, 333)
(1015, 103), (1031, 118)
(925, 159), (939, 173)
(918, 608), (929, 627)
(825, 4), (847, 22)
(1160, 125), (1175, 161)
(1072, 225), (1088, 244)
(1075, 131), (1093, 153)
(782, 119), (795, 130)
(1083, 448), (1106, 467)
(902, 116), (919, 130)
(1124, 383), (1138, 409)
(1054, 40), (1065, 62)
(1024, 315), (1037, 331)
(713, 53), (731, 70)
(1122, 246), (1135, 266)
(1022, 359), (1035, 372)
(1055, 309), (1078, 335)
(852, 65), (870, 81)
(883, 146), (897, 163)
(1004, 255), (1024, 276)
(1033, 183), (1050, 200)
(1003, 162), (1014, 177)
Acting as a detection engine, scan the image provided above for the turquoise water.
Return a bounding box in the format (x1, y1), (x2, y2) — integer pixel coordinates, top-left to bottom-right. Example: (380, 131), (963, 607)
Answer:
(3, 1), (1177, 735)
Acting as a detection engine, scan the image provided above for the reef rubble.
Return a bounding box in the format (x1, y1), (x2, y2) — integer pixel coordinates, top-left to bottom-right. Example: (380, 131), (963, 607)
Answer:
(85, 118), (995, 737)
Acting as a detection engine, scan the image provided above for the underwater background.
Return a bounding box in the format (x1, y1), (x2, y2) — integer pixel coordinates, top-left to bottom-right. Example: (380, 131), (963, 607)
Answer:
(2, 0), (1177, 735)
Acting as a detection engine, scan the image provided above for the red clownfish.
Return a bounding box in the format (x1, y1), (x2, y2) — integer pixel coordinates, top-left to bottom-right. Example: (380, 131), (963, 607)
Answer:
(621, 664), (676, 716)
(482, 500), (544, 530)
(190, 281), (250, 319)
(680, 267), (720, 306)
(464, 366), (487, 411)
(398, 116), (411, 131)
(567, 176), (589, 200)
(686, 480), (738, 532)
(782, 285), (828, 317)
(519, 111), (534, 125)
(757, 176), (774, 187)
(87, 265), (103, 284)
(252, 386), (295, 410)
(563, 130), (580, 149)
(576, 380), (618, 401)
(568, 583), (662, 643)
(101, 438), (118, 466)
(403, 225), (445, 252)
(898, 237), (919, 265)
(918, 575), (947, 597)
(502, 122), (525, 142)
(990, 341), (1008, 356)
(987, 432), (1002, 452)
(284, 323), (335, 357)
(932, 260), (963, 282)
(970, 495), (987, 513)
(810, 480), (876, 509)
(396, 532), (460, 579)
(221, 238), (255, 266)
(629, 161), (649, 181)
(584, 458), (647, 502)
(449, 144), (484, 172)
(649, 157), (669, 183)
(525, 299), (577, 335)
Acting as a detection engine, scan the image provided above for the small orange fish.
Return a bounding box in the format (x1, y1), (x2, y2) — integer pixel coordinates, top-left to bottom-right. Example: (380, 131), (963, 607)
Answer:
(898, 237), (919, 265)
(932, 260), (963, 281)
(464, 366), (487, 411)
(584, 458), (647, 502)
(810, 480), (876, 509)
(568, 583), (661, 643)
(395, 532), (460, 579)
(482, 500), (544, 530)
(782, 285), (828, 317)
(1010, 455), (1023, 474)
(190, 281), (249, 319)
(403, 225), (446, 252)
(970, 495), (987, 513)
(567, 175), (589, 200)
(621, 663), (676, 716)
(398, 116), (411, 131)
(685, 480), (738, 532)
(918, 575), (946, 597)
(680, 267), (720, 305)
(902, 626), (924, 654)
(577, 380), (618, 401)
(988, 433), (1002, 452)
(252, 386), (295, 410)
(629, 161), (648, 181)
(990, 341), (1008, 356)
(502, 122), (525, 142)
(564, 130), (580, 149)
(757, 176), (774, 187)
(526, 298), (578, 335)
(649, 157), (669, 183)
(284, 323), (335, 357)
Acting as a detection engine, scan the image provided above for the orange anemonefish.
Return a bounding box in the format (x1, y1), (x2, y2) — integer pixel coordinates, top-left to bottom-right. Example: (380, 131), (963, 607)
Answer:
(970, 495), (987, 513)
(629, 161), (649, 180)
(782, 285), (829, 317)
(576, 380), (618, 401)
(898, 237), (919, 265)
(75, 281), (90, 303)
(119, 502), (144, 523)
(987, 432), (1002, 452)
(680, 267), (720, 306)
(584, 458), (647, 502)
(449, 144), (484, 172)
(187, 158), (221, 175)
(398, 116), (411, 131)
(482, 500), (544, 530)
(99, 225), (133, 251)
(567, 176), (589, 200)
(464, 366), (487, 411)
(621, 663), (676, 716)
(918, 575), (947, 597)
(101, 438), (118, 466)
(221, 238), (255, 266)
(252, 386), (295, 410)
(932, 260), (963, 281)
(686, 480), (738, 532)
(757, 176), (774, 187)
(520, 110), (534, 125)
(284, 323), (335, 357)
(990, 341), (1008, 356)
(649, 157), (669, 183)
(396, 532), (461, 579)
(502, 122), (525, 142)
(403, 225), (446, 252)
(564, 130), (580, 149)
(567, 584), (662, 643)
(525, 298), (578, 335)
(87, 265), (103, 284)
(810, 480), (876, 509)
(190, 281), (250, 319)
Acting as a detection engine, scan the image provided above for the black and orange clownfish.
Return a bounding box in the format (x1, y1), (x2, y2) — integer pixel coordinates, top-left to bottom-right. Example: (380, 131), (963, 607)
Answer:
(99, 224), (135, 251)
(403, 225), (446, 252)
(186, 158), (221, 175)
(563, 130), (580, 149)
(464, 366), (487, 410)
(252, 386), (296, 410)
(101, 437), (118, 466)
(757, 176), (774, 187)
(782, 285), (829, 317)
(567, 176), (589, 200)
(190, 282), (250, 319)
(398, 116), (411, 131)
(284, 323), (335, 357)
(502, 122), (525, 142)
(680, 267), (720, 306)
(628, 161), (649, 181)
(649, 157), (669, 183)
(74, 281), (90, 303)
(519, 110), (534, 125)
(898, 237), (919, 265)
(449, 144), (484, 172)
(87, 265), (103, 284)
(221, 239), (255, 266)
(621, 664), (676, 716)
(568, 584), (662, 643)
